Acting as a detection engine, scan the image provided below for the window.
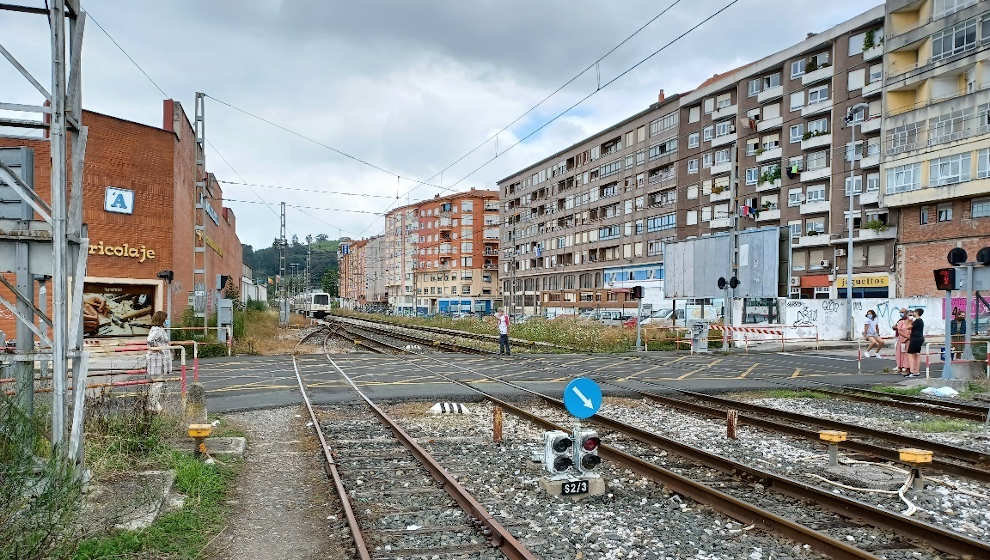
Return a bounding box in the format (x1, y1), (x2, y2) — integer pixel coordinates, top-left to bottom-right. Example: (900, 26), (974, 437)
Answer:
(848, 68), (865, 90)
(931, 18), (978, 61)
(869, 63), (883, 85)
(650, 111), (678, 136)
(646, 213), (676, 232)
(806, 150), (828, 171)
(930, 152), (971, 186)
(929, 109), (968, 145)
(704, 98), (714, 114)
(806, 185), (826, 203)
(790, 91), (804, 110)
(934, 0), (978, 18)
(972, 197), (990, 218)
(714, 149), (731, 165)
(807, 84), (829, 105)
(887, 122), (920, 154)
(746, 139), (759, 155)
(748, 79), (761, 97)
(763, 72), (781, 90)
(688, 132), (700, 148)
(979, 148), (990, 178)
(716, 93), (732, 109)
(703, 126), (714, 141)
(844, 175), (863, 195)
(807, 117), (828, 135)
(637, 151), (646, 165)
(715, 119), (734, 137)
(849, 32), (865, 56)
(625, 154), (634, 168)
(701, 206), (712, 221)
(687, 159), (698, 174)
(788, 188), (803, 207)
(689, 106), (700, 123)
(789, 124), (804, 143)
(686, 210), (698, 225)
(937, 203), (953, 222)
(703, 152), (713, 168)
(745, 167), (758, 185)
(647, 239), (663, 256)
(790, 59), (805, 78)
(687, 184), (698, 199)
(789, 221), (802, 239)
(886, 162), (922, 194)
(920, 206), (929, 224)
(866, 172), (880, 192)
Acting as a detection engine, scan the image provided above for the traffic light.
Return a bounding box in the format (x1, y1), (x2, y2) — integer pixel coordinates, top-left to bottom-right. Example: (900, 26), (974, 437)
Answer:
(631, 285), (643, 299)
(978, 247), (990, 266)
(543, 430), (573, 475)
(729, 276), (740, 289)
(573, 428), (601, 474)
(947, 247), (968, 265)
(933, 268), (956, 291)
(717, 277), (727, 290)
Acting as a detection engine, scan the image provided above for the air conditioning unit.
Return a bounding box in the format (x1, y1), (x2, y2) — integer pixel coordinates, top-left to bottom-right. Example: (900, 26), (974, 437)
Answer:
(834, 248), (846, 257)
(789, 277), (801, 287)
(819, 259), (831, 268)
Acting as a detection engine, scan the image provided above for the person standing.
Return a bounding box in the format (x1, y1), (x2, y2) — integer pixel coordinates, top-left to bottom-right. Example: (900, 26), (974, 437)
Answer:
(905, 308), (925, 378)
(950, 307), (966, 360)
(893, 308), (912, 374)
(862, 310), (884, 357)
(146, 311), (171, 412)
(496, 310), (511, 356)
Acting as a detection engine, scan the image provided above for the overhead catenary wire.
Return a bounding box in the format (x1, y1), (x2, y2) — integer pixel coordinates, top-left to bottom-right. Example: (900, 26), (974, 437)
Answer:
(218, 180), (397, 199)
(223, 198), (385, 215)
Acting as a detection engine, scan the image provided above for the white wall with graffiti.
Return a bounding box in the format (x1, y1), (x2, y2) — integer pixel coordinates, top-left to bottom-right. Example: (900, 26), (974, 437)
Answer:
(726, 296), (980, 342)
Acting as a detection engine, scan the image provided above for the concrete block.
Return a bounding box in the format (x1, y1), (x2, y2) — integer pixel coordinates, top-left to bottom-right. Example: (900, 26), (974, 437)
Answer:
(539, 476), (606, 500)
(205, 436), (246, 458)
(83, 470), (177, 531)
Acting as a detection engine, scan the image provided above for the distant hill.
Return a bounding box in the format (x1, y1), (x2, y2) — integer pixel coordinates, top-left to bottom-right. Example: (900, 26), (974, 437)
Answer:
(242, 236), (340, 289)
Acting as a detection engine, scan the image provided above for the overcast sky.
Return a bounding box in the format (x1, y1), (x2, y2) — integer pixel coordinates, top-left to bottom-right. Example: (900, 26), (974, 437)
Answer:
(1, 0), (877, 248)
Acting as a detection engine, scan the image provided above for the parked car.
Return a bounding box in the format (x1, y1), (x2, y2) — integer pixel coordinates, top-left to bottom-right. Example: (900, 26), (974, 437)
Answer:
(596, 311), (627, 326)
(641, 308), (685, 327)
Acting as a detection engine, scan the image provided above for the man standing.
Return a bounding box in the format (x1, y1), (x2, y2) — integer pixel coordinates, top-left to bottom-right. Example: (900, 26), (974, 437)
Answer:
(497, 310), (511, 356)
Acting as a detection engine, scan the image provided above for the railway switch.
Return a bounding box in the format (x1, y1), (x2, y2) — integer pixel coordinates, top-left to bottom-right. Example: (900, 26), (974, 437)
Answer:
(543, 430), (574, 475)
(818, 430), (847, 467)
(573, 428), (601, 475)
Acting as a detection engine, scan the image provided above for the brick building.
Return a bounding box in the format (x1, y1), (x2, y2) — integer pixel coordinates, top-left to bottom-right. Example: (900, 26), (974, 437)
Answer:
(0, 100), (243, 339)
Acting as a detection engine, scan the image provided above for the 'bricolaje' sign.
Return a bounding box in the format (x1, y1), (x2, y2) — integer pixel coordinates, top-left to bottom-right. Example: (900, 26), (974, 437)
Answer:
(89, 241), (156, 262)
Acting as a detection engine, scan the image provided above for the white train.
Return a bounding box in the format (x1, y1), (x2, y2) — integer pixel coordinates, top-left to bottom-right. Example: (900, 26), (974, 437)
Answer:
(292, 291), (333, 318)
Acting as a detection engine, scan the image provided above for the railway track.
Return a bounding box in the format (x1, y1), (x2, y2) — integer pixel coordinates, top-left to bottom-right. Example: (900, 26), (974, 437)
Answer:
(324, 317), (491, 354)
(306, 325), (990, 560)
(293, 342), (536, 559)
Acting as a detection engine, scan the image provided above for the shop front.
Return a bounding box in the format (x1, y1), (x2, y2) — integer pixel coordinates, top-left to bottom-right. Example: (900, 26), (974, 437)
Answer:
(835, 274), (892, 298)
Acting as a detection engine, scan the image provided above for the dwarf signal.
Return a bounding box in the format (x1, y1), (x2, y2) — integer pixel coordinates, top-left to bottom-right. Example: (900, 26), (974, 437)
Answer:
(573, 428), (602, 475)
(543, 430), (574, 475)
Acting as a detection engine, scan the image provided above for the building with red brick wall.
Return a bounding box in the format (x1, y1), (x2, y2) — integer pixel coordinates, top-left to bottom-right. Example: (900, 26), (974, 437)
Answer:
(0, 100), (242, 339)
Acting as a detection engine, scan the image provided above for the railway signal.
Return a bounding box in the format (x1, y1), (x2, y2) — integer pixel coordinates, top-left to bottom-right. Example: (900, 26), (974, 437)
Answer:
(573, 428), (601, 474)
(543, 430), (574, 475)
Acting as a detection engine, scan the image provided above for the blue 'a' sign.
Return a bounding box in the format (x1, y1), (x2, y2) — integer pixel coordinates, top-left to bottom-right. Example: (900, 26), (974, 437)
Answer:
(104, 187), (135, 215)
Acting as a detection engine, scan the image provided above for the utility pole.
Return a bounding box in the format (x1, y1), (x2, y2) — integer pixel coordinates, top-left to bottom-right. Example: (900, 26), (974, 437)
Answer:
(305, 234), (312, 293)
(194, 92), (208, 335)
(727, 145), (739, 335)
(278, 201), (286, 299)
(844, 103), (869, 341)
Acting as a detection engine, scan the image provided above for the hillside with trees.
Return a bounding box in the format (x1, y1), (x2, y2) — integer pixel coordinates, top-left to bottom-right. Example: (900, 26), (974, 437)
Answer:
(242, 234), (341, 295)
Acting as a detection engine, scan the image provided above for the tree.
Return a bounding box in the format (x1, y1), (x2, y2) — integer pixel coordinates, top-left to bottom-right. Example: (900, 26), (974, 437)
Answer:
(315, 233), (329, 242)
(223, 282), (243, 311)
(321, 269), (339, 297)
(291, 233), (299, 246)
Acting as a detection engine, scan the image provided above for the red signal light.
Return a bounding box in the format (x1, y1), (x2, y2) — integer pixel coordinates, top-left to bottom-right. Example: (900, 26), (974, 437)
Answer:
(582, 436), (601, 451)
(933, 268), (956, 291)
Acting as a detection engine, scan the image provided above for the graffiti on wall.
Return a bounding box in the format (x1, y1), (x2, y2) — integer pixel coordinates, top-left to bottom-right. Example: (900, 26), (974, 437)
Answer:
(782, 297), (942, 340)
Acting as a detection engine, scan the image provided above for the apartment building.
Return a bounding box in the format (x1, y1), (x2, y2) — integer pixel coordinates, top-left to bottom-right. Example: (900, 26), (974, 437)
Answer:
(414, 190), (500, 314)
(882, 0), (990, 296)
(498, 92), (683, 317)
(339, 238), (367, 307)
(679, 6), (889, 300)
(364, 235), (387, 305)
(383, 204), (418, 312)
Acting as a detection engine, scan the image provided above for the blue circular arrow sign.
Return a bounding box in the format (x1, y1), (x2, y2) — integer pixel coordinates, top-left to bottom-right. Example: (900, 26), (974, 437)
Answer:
(563, 377), (603, 419)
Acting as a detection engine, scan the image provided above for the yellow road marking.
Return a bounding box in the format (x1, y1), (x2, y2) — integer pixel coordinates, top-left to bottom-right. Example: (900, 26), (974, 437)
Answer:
(677, 367), (704, 380)
(619, 362), (665, 382)
(736, 362), (760, 379)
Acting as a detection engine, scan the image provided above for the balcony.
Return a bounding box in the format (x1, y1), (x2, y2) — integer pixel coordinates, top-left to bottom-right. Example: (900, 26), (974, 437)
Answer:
(860, 118), (881, 134)
(862, 80), (882, 97)
(755, 146), (782, 163)
(860, 153), (880, 168)
(863, 45), (883, 61)
(800, 199), (830, 215)
(712, 104), (737, 120)
(710, 161), (732, 175)
(801, 65), (833, 86)
(884, 177), (990, 208)
(711, 132), (737, 148)
(801, 132), (831, 151)
(831, 226), (897, 244)
(756, 178), (781, 192)
(758, 85), (783, 103)
(757, 116), (783, 132)
(801, 99), (833, 117)
(800, 166), (831, 182)
(795, 233), (831, 247)
(710, 188), (731, 202)
(859, 190), (879, 205)
(756, 208), (780, 222)
(710, 216), (732, 229)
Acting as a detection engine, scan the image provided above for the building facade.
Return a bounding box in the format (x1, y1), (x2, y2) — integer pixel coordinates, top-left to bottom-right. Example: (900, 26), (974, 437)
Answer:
(414, 190), (500, 314)
(498, 6), (909, 316)
(339, 238), (367, 307)
(383, 204), (418, 312)
(882, 0), (990, 296)
(0, 101), (243, 339)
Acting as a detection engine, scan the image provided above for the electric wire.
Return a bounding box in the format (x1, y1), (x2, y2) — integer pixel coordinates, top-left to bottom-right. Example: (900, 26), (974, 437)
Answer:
(217, 180), (397, 199)
(222, 198), (385, 215)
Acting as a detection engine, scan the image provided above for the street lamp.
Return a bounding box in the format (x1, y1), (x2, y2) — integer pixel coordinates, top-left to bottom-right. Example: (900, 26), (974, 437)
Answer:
(844, 102), (871, 341)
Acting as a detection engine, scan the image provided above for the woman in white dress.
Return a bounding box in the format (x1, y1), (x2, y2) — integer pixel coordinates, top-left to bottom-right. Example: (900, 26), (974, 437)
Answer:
(146, 311), (171, 412)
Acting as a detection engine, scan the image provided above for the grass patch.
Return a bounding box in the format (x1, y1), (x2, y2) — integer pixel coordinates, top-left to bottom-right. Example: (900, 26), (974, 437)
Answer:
(902, 419), (978, 433)
(74, 394), (241, 559)
(873, 385), (925, 396)
(763, 389), (831, 399)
